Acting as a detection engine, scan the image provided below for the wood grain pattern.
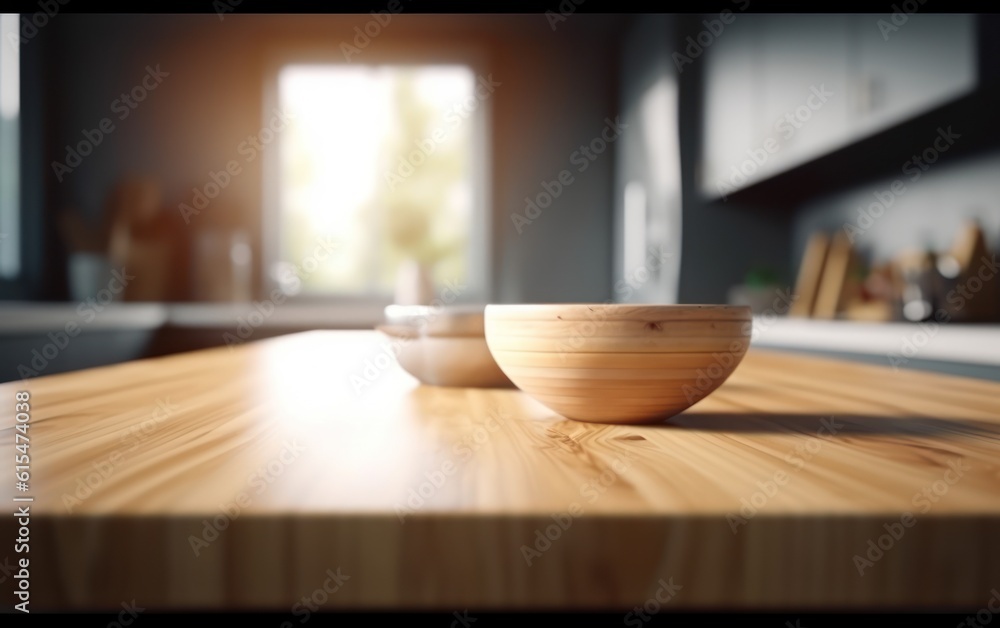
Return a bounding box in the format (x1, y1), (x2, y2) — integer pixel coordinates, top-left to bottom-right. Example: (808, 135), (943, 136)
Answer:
(2, 330), (1000, 611)
(485, 304), (751, 423)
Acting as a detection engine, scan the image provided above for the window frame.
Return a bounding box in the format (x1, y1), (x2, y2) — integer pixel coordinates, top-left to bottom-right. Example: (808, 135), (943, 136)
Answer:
(261, 44), (493, 306)
(0, 13), (21, 283)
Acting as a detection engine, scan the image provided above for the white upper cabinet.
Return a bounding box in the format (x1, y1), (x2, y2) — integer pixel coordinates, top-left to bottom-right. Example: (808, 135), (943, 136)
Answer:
(850, 14), (976, 137)
(755, 14), (851, 176)
(700, 15), (759, 199)
(699, 13), (977, 199)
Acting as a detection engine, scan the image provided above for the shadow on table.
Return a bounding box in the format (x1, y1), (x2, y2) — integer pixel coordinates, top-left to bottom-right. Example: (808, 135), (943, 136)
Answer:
(659, 411), (1000, 437)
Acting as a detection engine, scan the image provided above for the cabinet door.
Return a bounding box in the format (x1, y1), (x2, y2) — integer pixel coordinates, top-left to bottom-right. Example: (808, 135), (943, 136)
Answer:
(700, 14), (759, 198)
(700, 14), (851, 197)
(699, 14), (976, 199)
(851, 14), (976, 139)
(616, 15), (682, 304)
(755, 14), (851, 176)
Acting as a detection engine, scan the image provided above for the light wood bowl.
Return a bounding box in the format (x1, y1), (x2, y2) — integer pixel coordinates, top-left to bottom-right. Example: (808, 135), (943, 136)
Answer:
(484, 304), (753, 424)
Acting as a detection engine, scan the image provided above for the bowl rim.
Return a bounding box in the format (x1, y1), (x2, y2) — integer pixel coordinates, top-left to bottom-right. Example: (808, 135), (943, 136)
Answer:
(383, 303), (486, 337)
(485, 303), (752, 321)
(384, 304), (486, 316)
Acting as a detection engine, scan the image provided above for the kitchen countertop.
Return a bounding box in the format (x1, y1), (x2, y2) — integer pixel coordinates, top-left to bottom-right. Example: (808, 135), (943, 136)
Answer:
(0, 302), (170, 332)
(0, 301), (386, 332)
(2, 330), (999, 610)
(750, 316), (1000, 367)
(2, 301), (998, 368)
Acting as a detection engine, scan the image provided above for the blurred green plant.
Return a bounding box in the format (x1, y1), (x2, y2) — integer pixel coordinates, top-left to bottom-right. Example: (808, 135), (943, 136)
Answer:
(373, 73), (466, 274)
(744, 266), (780, 287)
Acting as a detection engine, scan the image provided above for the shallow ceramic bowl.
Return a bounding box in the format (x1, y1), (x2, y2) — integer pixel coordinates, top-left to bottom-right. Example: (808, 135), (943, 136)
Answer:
(377, 305), (513, 388)
(484, 304), (752, 424)
(383, 304), (486, 336)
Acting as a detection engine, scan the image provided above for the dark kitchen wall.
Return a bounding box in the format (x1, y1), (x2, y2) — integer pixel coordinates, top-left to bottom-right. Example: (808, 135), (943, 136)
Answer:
(685, 12), (1000, 302)
(764, 14), (1000, 274)
(675, 14), (793, 305)
(613, 14), (683, 305)
(25, 14), (626, 303)
(786, 14), (1000, 274)
(612, 14), (793, 306)
(793, 149), (1000, 267)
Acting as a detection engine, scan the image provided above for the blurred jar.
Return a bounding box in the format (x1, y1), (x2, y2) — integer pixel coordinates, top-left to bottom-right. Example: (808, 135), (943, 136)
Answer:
(67, 252), (113, 302)
(192, 229), (253, 302)
(894, 250), (936, 322)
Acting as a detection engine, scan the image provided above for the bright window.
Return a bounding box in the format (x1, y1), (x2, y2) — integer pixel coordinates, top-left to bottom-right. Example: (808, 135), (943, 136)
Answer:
(0, 14), (19, 279)
(268, 62), (487, 300)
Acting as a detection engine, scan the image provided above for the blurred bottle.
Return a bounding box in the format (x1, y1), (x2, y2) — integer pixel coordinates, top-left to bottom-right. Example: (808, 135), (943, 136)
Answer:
(894, 249), (936, 322)
(67, 252), (113, 302)
(192, 229), (253, 302)
(934, 221), (999, 323)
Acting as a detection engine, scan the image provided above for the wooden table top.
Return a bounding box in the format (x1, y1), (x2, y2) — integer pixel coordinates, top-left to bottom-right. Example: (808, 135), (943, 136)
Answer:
(2, 330), (999, 610)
